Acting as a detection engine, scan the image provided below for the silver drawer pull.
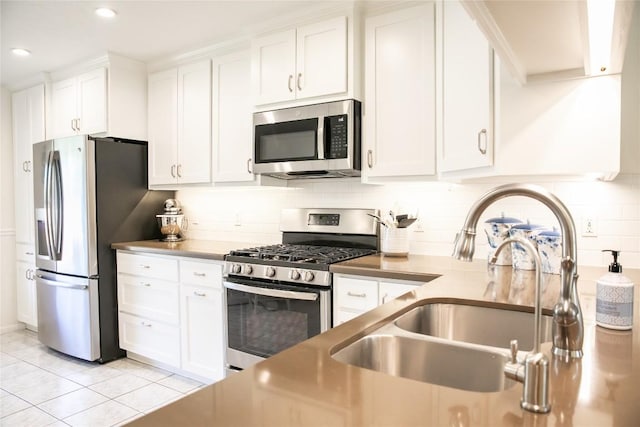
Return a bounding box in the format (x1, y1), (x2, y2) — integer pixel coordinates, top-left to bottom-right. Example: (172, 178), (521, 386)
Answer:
(25, 251), (34, 256)
(141, 282), (151, 287)
(193, 272), (206, 277)
(139, 265), (150, 269)
(193, 291), (206, 297)
(141, 321), (152, 327)
(347, 291), (367, 298)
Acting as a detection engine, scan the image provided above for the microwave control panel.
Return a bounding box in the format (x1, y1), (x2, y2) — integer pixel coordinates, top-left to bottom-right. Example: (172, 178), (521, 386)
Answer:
(325, 114), (348, 159)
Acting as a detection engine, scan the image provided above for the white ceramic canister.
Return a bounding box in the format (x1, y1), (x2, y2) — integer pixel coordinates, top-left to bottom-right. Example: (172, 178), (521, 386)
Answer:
(536, 228), (562, 274)
(596, 250), (634, 330)
(483, 214), (522, 266)
(508, 221), (544, 270)
(381, 227), (410, 257)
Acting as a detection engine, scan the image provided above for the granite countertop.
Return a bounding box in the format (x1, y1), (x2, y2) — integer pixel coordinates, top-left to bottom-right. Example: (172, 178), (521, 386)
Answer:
(126, 250), (640, 426)
(111, 239), (258, 261)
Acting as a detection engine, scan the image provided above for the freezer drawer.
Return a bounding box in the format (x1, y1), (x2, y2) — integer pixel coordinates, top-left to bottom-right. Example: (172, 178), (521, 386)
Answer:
(36, 271), (100, 361)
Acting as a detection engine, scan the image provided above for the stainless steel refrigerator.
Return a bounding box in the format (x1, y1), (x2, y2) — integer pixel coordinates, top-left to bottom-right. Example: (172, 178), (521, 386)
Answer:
(33, 135), (172, 362)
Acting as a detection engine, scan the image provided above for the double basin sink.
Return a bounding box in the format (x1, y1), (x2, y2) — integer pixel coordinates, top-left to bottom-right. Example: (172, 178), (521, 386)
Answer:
(331, 300), (553, 392)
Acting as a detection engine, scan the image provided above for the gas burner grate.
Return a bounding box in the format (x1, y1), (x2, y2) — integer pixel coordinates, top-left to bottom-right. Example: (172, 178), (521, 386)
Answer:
(228, 244), (375, 265)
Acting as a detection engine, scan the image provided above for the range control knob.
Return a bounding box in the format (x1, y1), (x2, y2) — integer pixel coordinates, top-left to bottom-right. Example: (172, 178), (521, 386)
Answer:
(303, 271), (315, 282)
(265, 266), (276, 278)
(243, 264), (253, 275)
(289, 270), (301, 280)
(231, 264), (241, 274)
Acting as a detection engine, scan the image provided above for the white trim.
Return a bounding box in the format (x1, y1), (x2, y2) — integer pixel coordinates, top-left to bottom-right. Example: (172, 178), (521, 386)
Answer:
(0, 229), (16, 237)
(0, 323), (25, 335)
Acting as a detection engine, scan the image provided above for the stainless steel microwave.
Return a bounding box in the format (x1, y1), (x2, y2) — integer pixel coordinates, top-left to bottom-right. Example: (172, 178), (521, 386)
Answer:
(252, 99), (361, 179)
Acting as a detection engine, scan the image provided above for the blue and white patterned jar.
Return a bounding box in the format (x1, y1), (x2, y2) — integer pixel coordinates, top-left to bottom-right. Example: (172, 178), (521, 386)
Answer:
(508, 221), (544, 270)
(535, 228), (562, 274)
(483, 214), (522, 266)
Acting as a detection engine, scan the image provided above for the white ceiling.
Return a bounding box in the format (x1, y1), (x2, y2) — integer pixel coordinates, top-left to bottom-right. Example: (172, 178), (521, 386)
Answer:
(0, 0), (352, 89)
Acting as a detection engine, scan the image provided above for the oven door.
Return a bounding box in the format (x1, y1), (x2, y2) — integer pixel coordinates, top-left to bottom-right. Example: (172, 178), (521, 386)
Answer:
(224, 278), (330, 370)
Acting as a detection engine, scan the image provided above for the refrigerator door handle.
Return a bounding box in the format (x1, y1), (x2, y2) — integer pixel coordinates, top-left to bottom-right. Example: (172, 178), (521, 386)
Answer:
(36, 274), (89, 290)
(51, 151), (63, 259)
(43, 151), (57, 260)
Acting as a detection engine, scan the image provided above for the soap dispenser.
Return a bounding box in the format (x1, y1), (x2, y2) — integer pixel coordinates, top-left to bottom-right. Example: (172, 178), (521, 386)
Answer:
(596, 250), (634, 330)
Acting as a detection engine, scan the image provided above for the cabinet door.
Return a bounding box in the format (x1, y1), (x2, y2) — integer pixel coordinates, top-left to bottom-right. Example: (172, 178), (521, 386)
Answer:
(251, 29), (296, 105)
(363, 4), (437, 179)
(378, 282), (419, 305)
(12, 85), (44, 245)
(212, 51), (254, 183)
(439, 0), (494, 172)
(148, 68), (179, 186)
(296, 16), (347, 99)
(77, 67), (107, 135)
(177, 60), (212, 184)
(16, 262), (37, 328)
(180, 285), (224, 381)
(51, 77), (78, 138)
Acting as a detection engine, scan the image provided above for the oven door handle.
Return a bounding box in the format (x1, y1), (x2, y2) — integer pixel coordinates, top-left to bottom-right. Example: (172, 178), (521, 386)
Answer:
(224, 281), (319, 301)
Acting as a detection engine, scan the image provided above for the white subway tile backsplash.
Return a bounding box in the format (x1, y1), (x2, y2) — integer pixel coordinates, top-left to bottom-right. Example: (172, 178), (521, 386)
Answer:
(177, 173), (640, 268)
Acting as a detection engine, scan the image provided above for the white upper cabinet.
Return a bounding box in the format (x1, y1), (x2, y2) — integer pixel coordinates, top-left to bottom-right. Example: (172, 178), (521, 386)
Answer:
(51, 68), (107, 138)
(362, 4), (437, 181)
(252, 16), (348, 106)
(12, 84), (45, 245)
(438, 0), (495, 174)
(48, 54), (147, 141)
(148, 60), (212, 187)
(212, 51), (254, 183)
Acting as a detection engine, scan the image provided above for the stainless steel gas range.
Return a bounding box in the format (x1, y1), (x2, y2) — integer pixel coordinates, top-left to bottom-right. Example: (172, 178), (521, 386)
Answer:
(223, 208), (378, 373)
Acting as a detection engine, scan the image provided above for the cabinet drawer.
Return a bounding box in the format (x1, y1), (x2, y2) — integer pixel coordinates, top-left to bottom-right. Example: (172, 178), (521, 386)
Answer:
(16, 243), (36, 263)
(117, 252), (179, 281)
(118, 312), (180, 367)
(378, 282), (419, 305)
(117, 274), (179, 324)
(180, 260), (223, 289)
(335, 277), (378, 312)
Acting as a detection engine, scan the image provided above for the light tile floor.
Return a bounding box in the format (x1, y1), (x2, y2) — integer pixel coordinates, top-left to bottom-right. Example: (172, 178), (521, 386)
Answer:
(0, 329), (205, 426)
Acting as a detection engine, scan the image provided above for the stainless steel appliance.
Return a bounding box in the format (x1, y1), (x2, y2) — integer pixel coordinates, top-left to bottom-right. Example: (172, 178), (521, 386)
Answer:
(223, 208), (378, 372)
(252, 99), (362, 179)
(33, 135), (171, 362)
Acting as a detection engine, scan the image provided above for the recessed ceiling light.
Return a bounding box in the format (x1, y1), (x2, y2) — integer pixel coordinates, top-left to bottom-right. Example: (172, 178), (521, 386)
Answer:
(95, 7), (117, 18)
(11, 48), (31, 57)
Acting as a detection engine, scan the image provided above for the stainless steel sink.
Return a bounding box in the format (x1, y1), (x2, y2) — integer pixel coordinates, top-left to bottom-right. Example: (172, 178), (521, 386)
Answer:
(394, 302), (553, 351)
(332, 334), (515, 392)
(331, 300), (550, 393)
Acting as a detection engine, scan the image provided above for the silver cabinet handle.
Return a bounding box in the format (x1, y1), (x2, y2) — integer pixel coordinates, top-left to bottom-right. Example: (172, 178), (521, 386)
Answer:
(347, 291), (367, 298)
(177, 164), (182, 178)
(477, 128), (488, 155)
(76, 118), (81, 131)
(141, 282), (151, 287)
(25, 251), (34, 256)
(27, 161), (31, 172)
(288, 75), (294, 93)
(22, 161), (28, 172)
(170, 165), (176, 178)
(25, 269), (30, 280)
(71, 119), (76, 131)
(367, 150), (373, 168)
(193, 272), (206, 277)
(247, 158), (252, 174)
(193, 291), (207, 297)
(297, 73), (302, 91)
(141, 321), (152, 327)
(139, 264), (150, 269)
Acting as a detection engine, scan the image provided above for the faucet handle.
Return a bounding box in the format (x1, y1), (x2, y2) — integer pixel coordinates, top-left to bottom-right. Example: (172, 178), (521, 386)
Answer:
(510, 339), (518, 363)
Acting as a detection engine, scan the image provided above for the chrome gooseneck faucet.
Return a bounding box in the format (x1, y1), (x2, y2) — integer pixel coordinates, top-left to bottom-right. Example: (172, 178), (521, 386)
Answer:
(452, 183), (583, 359)
(493, 237), (550, 413)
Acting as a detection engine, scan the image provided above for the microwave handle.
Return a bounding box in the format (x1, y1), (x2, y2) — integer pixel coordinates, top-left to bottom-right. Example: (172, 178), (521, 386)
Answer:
(224, 281), (318, 301)
(317, 115), (325, 160)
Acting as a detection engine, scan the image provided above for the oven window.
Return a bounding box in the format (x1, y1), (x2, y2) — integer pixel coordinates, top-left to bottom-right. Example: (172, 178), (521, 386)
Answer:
(226, 285), (321, 359)
(255, 118), (318, 163)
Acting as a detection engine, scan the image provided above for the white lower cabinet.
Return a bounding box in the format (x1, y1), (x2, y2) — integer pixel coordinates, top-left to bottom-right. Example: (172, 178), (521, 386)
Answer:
(16, 245), (37, 330)
(333, 274), (423, 326)
(116, 251), (224, 382)
(179, 259), (224, 381)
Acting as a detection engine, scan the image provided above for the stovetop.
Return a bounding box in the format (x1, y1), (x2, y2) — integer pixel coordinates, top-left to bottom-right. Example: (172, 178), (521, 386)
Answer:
(228, 244), (376, 265)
